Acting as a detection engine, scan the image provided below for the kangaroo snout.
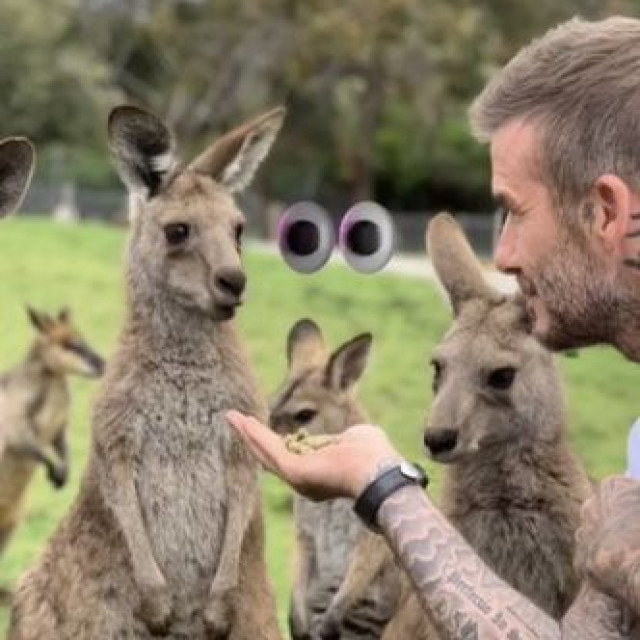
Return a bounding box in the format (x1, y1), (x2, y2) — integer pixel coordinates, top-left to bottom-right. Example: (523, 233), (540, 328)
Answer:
(215, 268), (246, 304)
(424, 428), (459, 459)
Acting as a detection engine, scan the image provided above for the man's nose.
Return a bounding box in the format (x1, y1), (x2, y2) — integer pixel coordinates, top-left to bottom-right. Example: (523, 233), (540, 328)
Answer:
(493, 219), (518, 273)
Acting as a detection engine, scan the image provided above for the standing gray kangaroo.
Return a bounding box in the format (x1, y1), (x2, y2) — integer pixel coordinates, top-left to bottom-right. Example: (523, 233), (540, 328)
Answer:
(317, 214), (593, 639)
(382, 213), (593, 638)
(10, 105), (285, 640)
(0, 307), (104, 600)
(0, 137), (34, 218)
(269, 319), (400, 640)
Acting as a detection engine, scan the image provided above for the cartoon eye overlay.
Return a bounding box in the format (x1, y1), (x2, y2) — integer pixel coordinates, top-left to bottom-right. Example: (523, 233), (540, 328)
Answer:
(278, 201), (335, 273)
(277, 201), (397, 274)
(339, 201), (396, 273)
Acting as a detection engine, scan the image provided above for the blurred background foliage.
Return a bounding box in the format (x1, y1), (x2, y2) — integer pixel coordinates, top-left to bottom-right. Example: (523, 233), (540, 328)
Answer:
(0, 0), (636, 210)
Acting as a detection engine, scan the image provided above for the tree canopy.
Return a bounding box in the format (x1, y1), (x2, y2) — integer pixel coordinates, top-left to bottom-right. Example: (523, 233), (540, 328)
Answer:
(1, 0), (636, 209)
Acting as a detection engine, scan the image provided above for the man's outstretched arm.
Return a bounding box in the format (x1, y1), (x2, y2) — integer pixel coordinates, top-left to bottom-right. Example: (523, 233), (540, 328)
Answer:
(380, 485), (635, 639)
(225, 412), (634, 640)
(379, 485), (558, 639)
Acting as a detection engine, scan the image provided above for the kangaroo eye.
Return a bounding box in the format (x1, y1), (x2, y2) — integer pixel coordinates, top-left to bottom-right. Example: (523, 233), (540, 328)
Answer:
(431, 360), (442, 392)
(488, 366), (516, 390)
(235, 223), (243, 245)
(294, 409), (317, 424)
(164, 223), (190, 246)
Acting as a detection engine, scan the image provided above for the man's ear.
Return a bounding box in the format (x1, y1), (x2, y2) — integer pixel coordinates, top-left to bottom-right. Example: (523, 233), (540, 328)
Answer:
(591, 174), (633, 251)
(324, 333), (373, 392)
(108, 105), (178, 199)
(188, 107), (285, 193)
(0, 138), (35, 218)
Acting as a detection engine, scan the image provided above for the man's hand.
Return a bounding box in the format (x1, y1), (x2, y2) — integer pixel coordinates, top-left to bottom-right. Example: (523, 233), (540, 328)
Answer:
(225, 410), (401, 501)
(575, 476), (640, 616)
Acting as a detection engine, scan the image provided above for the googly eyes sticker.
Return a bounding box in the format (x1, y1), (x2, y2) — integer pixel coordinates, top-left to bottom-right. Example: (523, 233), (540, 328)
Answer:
(278, 201), (335, 273)
(339, 201), (396, 273)
(277, 201), (397, 274)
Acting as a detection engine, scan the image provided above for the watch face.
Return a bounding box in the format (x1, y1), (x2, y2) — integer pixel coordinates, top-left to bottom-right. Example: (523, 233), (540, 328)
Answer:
(399, 461), (423, 481)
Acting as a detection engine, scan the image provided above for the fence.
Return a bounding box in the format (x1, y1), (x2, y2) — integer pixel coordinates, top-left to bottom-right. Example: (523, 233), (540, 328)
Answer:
(19, 183), (501, 258)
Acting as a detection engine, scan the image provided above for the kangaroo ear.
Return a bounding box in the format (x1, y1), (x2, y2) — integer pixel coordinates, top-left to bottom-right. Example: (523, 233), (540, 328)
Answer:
(325, 333), (372, 392)
(188, 106), (285, 193)
(0, 138), (35, 218)
(427, 212), (500, 316)
(58, 307), (71, 324)
(287, 318), (326, 373)
(26, 306), (54, 334)
(108, 105), (177, 199)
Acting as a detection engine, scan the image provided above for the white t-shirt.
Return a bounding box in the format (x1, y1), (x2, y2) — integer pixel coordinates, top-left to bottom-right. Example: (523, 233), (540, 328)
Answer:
(626, 418), (640, 479)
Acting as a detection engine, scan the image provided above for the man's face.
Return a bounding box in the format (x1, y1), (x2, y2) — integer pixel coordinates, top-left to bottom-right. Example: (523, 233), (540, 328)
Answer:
(492, 119), (618, 351)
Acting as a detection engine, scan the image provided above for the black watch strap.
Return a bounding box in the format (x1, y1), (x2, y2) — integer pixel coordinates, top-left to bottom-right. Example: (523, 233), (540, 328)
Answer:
(354, 461), (428, 532)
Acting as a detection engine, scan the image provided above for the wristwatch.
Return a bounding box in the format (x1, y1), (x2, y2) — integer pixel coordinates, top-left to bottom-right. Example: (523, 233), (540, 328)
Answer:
(354, 461), (428, 532)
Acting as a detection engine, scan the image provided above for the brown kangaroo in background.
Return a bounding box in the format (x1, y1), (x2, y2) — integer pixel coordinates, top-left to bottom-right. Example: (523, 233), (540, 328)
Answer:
(318, 214), (592, 639)
(269, 319), (400, 640)
(10, 105), (285, 640)
(0, 307), (104, 600)
(0, 137), (34, 220)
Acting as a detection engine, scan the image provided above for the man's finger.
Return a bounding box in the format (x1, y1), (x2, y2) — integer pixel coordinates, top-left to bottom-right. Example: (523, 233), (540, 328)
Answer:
(226, 410), (301, 479)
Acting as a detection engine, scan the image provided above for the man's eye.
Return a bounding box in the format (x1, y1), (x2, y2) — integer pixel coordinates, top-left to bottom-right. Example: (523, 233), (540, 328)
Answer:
(164, 223), (190, 246)
(497, 206), (509, 231)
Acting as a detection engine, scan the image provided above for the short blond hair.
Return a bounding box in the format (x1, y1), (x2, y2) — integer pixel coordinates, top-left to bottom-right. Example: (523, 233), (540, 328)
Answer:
(470, 17), (640, 214)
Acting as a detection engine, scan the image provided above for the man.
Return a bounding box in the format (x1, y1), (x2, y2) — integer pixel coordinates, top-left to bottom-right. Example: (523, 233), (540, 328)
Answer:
(228, 16), (640, 639)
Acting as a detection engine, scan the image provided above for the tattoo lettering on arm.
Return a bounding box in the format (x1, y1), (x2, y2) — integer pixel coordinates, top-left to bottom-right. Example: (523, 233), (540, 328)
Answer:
(377, 485), (559, 640)
(561, 587), (637, 640)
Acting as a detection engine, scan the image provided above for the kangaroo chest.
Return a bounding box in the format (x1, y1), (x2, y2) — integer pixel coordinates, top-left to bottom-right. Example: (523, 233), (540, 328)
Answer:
(30, 381), (69, 442)
(296, 496), (360, 581)
(446, 477), (582, 619)
(0, 381), (68, 516)
(133, 367), (255, 594)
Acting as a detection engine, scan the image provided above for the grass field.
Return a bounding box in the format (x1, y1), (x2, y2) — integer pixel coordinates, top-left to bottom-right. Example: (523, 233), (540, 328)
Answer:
(0, 217), (637, 637)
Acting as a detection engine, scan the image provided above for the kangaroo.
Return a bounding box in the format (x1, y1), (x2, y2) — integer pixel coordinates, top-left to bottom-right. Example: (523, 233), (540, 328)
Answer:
(269, 319), (400, 640)
(0, 307), (104, 591)
(317, 214), (593, 639)
(380, 213), (593, 638)
(9, 105), (285, 640)
(0, 137), (34, 218)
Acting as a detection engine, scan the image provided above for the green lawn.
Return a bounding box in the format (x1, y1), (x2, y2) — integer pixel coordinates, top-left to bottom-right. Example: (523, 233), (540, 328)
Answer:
(0, 217), (637, 637)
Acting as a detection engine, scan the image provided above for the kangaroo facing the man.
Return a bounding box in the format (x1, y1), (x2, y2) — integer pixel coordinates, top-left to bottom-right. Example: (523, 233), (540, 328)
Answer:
(269, 319), (400, 640)
(313, 214), (594, 640)
(9, 105), (285, 640)
(0, 307), (104, 602)
(379, 213), (593, 638)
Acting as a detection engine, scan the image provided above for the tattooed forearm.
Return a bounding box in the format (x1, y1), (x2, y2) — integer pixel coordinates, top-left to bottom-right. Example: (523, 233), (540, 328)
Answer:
(377, 486), (559, 639)
(561, 587), (637, 640)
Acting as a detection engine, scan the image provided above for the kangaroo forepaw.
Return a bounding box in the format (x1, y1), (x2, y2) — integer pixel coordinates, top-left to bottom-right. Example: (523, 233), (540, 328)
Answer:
(138, 581), (173, 634)
(316, 613), (341, 640)
(203, 596), (233, 639)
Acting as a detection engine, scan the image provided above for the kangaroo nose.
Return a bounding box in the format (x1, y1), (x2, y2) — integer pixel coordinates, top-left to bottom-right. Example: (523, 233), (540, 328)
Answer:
(215, 268), (246, 300)
(91, 354), (106, 377)
(424, 428), (459, 457)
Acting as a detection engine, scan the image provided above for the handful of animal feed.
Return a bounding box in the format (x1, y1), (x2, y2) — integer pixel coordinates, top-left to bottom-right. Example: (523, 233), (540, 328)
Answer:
(284, 428), (338, 454)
